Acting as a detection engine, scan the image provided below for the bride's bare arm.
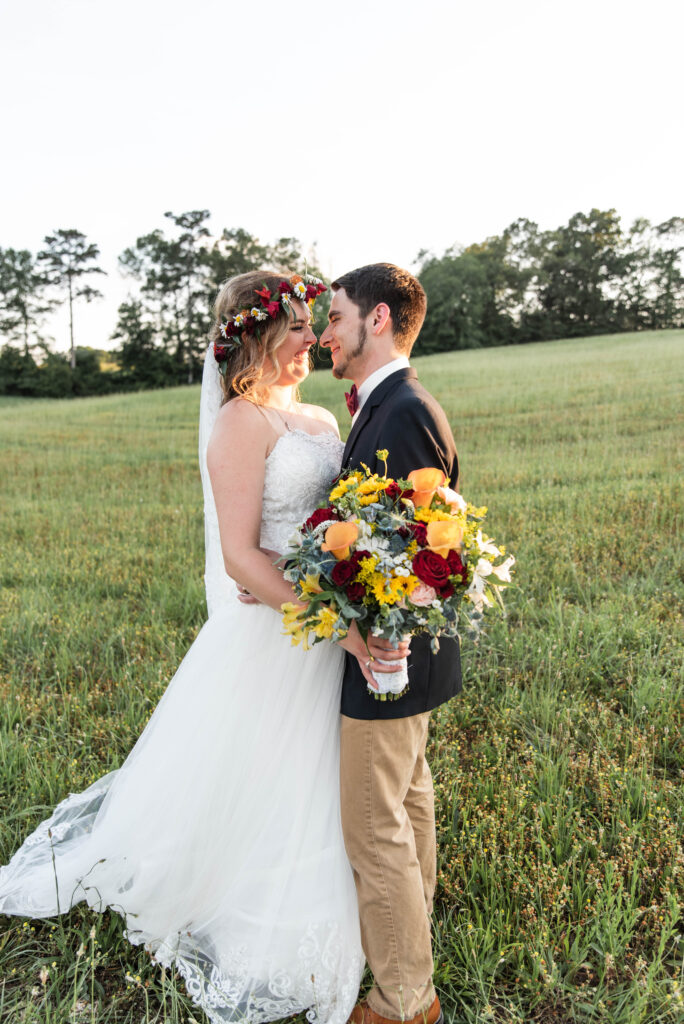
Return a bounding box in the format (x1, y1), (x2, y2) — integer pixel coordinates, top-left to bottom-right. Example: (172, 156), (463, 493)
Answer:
(206, 400), (296, 613)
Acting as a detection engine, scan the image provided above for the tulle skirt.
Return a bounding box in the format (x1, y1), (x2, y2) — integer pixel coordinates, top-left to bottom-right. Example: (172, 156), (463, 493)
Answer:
(0, 602), (364, 1023)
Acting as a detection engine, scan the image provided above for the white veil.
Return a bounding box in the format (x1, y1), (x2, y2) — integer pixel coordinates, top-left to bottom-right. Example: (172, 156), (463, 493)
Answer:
(198, 343), (238, 616)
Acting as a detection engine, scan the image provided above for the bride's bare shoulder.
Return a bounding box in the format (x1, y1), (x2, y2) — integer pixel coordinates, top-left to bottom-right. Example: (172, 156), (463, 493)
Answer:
(207, 398), (271, 463)
(298, 403), (340, 437)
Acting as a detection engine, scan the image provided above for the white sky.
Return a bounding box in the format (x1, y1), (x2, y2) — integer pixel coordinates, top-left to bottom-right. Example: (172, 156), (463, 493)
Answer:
(2, 0), (682, 352)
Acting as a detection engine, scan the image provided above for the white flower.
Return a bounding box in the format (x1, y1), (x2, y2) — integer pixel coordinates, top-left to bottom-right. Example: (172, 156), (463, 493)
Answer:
(252, 307), (268, 321)
(234, 313), (245, 328)
(394, 565), (411, 577)
(293, 281), (307, 299)
(491, 555), (515, 582)
(437, 486), (467, 512)
(365, 533), (390, 555)
(475, 530), (500, 557)
(281, 294), (290, 307)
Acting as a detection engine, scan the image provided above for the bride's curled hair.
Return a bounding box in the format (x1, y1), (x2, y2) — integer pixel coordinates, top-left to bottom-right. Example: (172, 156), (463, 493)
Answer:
(210, 270), (299, 404)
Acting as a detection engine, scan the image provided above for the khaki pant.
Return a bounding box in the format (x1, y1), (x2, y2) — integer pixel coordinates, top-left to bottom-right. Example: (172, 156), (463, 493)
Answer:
(340, 712), (437, 1020)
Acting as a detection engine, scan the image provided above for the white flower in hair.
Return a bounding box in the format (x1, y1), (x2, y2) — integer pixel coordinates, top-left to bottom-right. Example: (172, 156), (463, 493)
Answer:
(281, 294), (290, 307)
(234, 313), (245, 327)
(252, 307), (268, 321)
(293, 281), (307, 299)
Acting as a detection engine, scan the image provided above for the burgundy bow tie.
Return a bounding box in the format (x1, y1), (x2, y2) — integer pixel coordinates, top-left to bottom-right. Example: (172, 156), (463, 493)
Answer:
(345, 383), (359, 417)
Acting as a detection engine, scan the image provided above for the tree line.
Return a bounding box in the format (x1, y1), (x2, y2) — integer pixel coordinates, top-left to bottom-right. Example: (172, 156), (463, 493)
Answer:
(1, 208), (682, 398)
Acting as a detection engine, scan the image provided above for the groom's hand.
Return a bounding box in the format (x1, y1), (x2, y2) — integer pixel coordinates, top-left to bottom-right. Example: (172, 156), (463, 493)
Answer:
(337, 622), (410, 691)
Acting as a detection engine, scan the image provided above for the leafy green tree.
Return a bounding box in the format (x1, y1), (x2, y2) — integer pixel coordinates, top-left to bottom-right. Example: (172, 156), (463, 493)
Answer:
(0, 248), (54, 354)
(0, 345), (39, 395)
(534, 209), (623, 337)
(120, 210), (212, 383)
(37, 229), (106, 369)
(418, 249), (491, 351)
(111, 300), (177, 389)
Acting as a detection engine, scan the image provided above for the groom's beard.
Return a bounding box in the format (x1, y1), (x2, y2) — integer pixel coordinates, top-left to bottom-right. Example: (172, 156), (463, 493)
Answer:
(332, 323), (367, 380)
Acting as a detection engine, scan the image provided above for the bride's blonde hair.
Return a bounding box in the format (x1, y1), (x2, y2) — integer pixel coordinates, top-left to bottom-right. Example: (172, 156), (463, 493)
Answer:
(210, 270), (303, 405)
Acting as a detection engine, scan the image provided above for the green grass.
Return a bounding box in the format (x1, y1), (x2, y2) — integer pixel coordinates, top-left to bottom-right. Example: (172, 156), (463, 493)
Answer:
(0, 329), (682, 1023)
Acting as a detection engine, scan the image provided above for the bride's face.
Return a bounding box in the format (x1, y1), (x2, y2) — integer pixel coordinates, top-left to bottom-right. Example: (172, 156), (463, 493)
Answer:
(269, 301), (317, 386)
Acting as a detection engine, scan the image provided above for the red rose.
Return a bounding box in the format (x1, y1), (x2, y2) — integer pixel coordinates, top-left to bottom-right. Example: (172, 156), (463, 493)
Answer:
(331, 559), (358, 586)
(446, 550), (466, 580)
(385, 481), (402, 500)
(267, 301), (281, 318)
(244, 315), (256, 330)
(348, 549), (370, 568)
(305, 284), (318, 301)
(316, 282), (327, 295)
(278, 281), (291, 294)
(213, 344), (229, 362)
(254, 286), (271, 302)
(412, 549), (451, 590)
(440, 582), (455, 599)
(409, 521), (428, 546)
(304, 507), (340, 530)
(345, 582), (366, 603)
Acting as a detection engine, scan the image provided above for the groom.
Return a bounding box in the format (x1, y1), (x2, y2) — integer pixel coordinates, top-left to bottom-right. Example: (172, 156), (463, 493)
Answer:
(319, 264), (461, 1024)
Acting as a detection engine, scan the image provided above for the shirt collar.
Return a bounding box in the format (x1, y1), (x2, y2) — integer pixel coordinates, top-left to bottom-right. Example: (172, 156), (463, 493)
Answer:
(352, 357), (410, 424)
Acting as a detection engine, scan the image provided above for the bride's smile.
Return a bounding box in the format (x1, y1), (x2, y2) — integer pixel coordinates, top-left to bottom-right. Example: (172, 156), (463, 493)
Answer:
(267, 300), (317, 386)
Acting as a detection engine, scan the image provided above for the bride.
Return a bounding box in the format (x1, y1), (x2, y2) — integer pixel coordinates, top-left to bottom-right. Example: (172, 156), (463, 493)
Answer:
(0, 270), (403, 1024)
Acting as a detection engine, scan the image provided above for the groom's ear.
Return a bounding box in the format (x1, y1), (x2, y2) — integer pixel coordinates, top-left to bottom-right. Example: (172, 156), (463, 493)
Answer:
(370, 303), (391, 336)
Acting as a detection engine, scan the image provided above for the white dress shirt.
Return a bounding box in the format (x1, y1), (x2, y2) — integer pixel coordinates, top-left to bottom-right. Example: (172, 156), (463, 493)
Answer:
(351, 356), (411, 426)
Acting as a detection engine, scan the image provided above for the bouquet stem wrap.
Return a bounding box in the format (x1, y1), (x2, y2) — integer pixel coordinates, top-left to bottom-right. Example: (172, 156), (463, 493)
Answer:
(369, 634), (410, 700)
(370, 658), (408, 700)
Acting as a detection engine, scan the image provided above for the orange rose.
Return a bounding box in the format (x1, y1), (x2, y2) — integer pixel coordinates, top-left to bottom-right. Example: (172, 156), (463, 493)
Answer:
(426, 521), (463, 558)
(321, 522), (359, 561)
(407, 468), (447, 508)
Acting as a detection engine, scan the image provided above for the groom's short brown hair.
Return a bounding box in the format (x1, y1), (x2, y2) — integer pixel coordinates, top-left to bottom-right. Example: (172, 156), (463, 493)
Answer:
(331, 263), (427, 354)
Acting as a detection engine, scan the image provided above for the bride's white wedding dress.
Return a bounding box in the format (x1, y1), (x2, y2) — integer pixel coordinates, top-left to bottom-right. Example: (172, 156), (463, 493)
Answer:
(0, 395), (364, 1023)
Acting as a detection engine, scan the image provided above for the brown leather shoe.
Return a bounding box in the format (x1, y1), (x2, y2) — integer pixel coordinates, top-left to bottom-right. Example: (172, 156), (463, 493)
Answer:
(347, 995), (443, 1024)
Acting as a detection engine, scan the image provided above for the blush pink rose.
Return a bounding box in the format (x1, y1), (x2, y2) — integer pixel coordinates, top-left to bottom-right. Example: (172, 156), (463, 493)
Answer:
(410, 582), (438, 607)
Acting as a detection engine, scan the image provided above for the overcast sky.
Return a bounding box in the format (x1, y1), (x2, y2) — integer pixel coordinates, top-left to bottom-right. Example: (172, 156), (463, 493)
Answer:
(2, 0), (682, 352)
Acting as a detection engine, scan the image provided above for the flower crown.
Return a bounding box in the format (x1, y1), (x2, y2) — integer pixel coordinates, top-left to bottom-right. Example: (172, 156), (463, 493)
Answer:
(214, 274), (327, 370)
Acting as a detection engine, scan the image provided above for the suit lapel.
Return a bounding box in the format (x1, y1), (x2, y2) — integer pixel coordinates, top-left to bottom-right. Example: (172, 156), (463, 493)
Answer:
(343, 367), (417, 466)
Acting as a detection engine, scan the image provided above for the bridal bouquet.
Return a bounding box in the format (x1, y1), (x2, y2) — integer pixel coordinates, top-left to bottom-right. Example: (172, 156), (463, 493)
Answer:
(281, 451), (515, 700)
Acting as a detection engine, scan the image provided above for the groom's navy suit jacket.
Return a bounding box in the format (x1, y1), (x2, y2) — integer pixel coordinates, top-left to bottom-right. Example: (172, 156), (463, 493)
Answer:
(341, 366), (462, 720)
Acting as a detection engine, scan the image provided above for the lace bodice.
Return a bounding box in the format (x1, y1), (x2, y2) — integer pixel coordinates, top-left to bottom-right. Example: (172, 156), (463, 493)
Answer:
(260, 430), (345, 552)
(203, 429), (344, 617)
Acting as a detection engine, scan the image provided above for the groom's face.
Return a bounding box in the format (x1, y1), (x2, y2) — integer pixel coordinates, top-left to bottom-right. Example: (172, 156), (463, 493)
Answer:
(320, 288), (368, 381)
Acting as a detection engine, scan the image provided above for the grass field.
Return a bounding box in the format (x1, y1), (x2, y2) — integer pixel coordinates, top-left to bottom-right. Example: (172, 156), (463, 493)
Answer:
(0, 329), (682, 1023)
